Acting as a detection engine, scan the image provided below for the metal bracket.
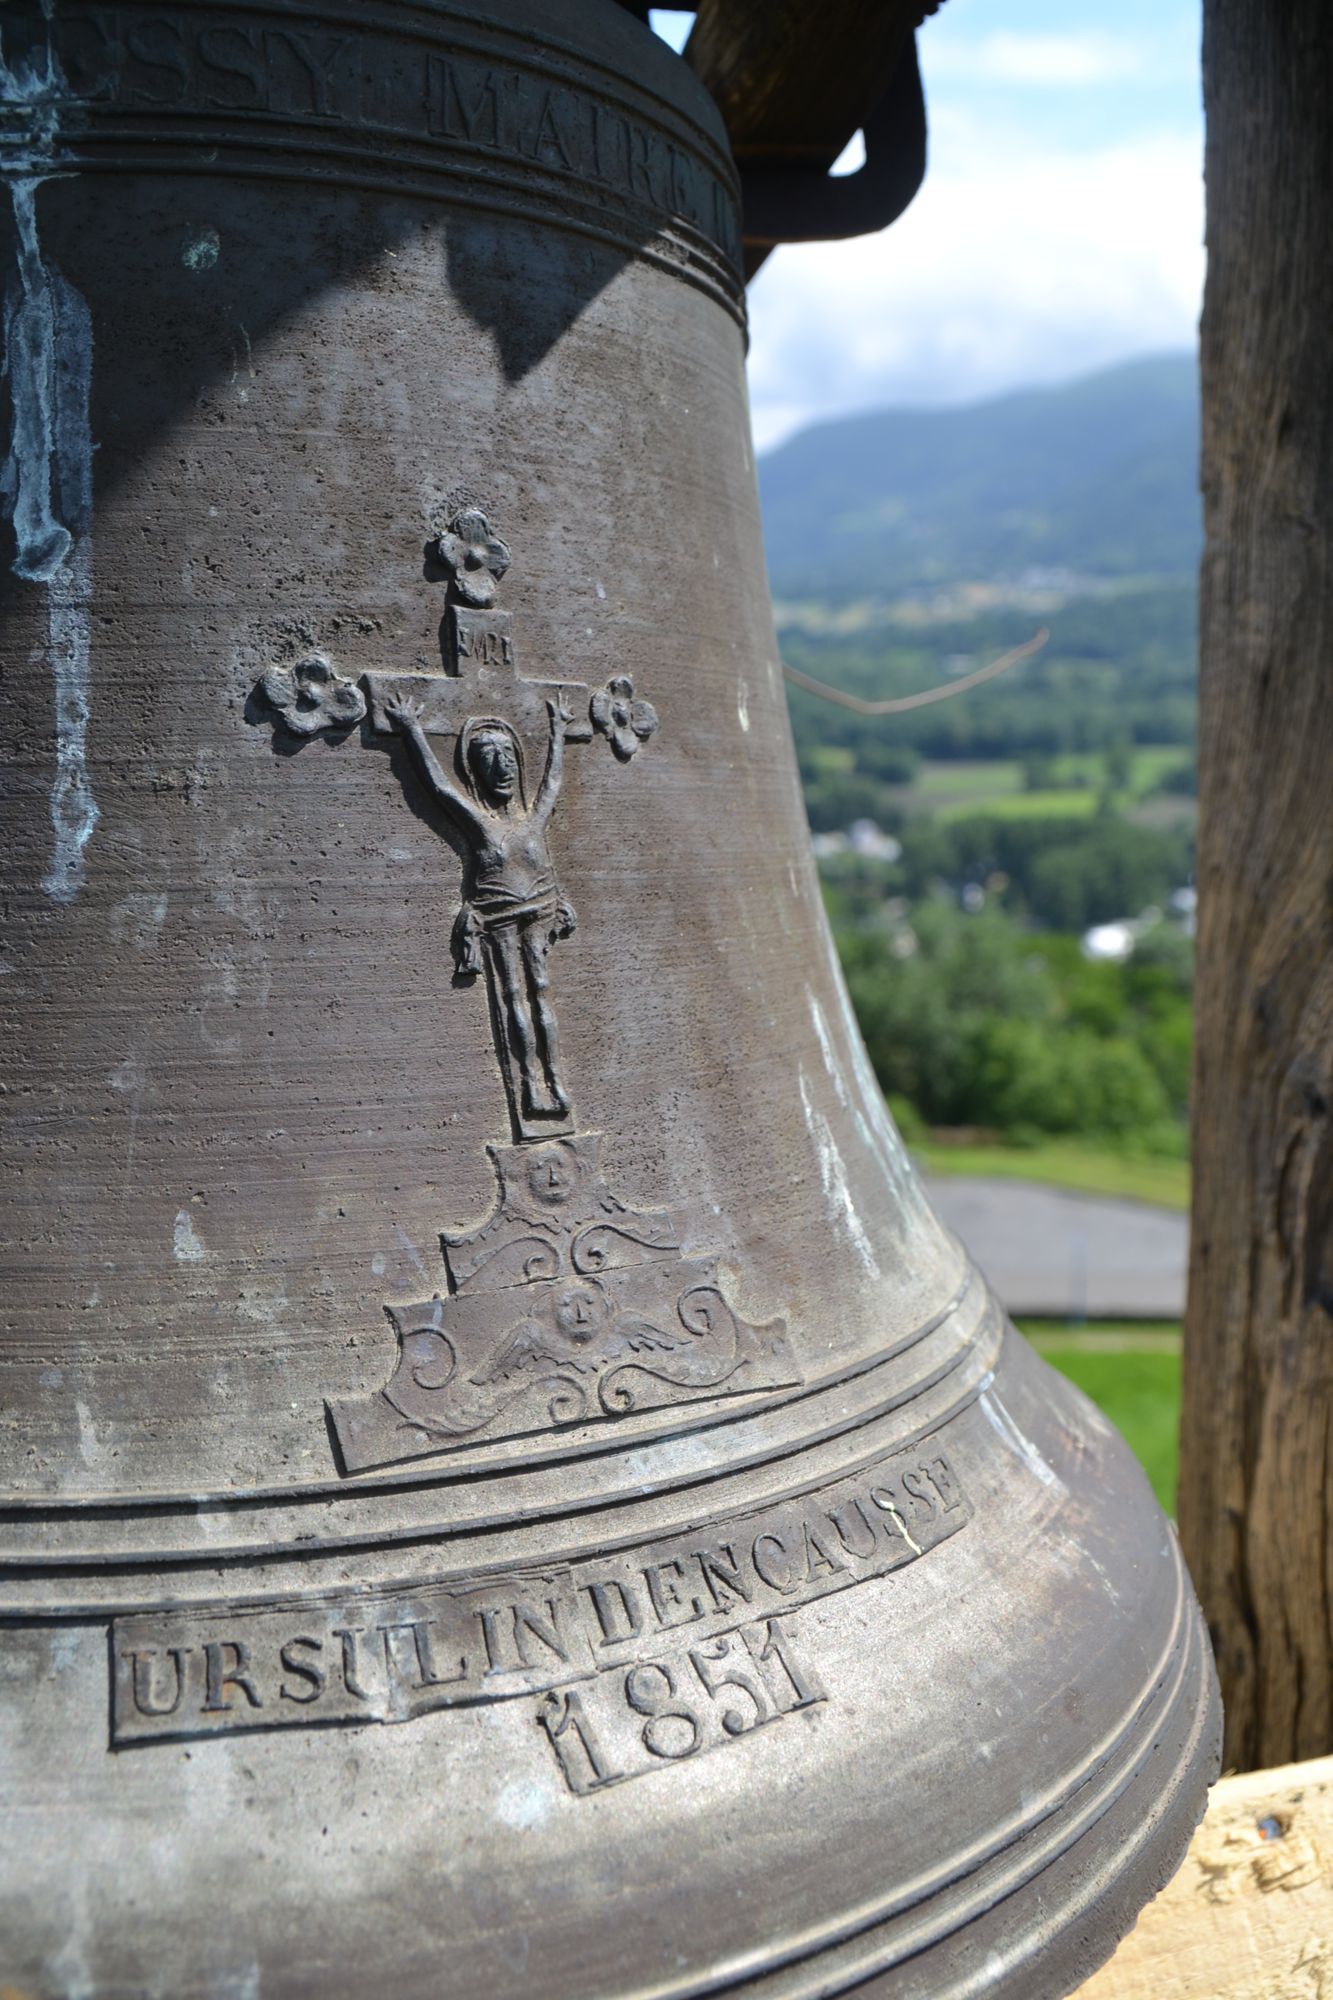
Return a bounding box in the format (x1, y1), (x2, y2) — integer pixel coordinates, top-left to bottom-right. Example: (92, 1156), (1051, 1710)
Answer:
(739, 37), (927, 250)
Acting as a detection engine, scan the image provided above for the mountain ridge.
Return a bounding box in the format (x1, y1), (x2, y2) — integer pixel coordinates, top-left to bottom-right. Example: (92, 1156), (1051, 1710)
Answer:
(757, 354), (1201, 599)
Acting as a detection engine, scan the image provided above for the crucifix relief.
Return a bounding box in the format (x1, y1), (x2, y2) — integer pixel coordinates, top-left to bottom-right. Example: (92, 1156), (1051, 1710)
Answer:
(368, 512), (657, 1139)
(263, 510), (658, 1141)
(257, 509), (796, 1475)
(387, 677), (576, 1124)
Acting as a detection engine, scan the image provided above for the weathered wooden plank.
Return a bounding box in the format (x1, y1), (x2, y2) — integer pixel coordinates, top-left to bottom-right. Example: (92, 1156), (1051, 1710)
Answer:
(1076, 1758), (1333, 1997)
(1178, 0), (1333, 1769)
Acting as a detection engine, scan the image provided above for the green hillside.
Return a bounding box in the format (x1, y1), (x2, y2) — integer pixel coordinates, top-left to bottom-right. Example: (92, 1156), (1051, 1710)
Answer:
(758, 354), (1201, 598)
(763, 355), (1200, 1191)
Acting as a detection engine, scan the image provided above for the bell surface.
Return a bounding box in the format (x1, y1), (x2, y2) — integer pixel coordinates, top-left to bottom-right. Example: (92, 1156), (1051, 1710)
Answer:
(0, 3), (1219, 1995)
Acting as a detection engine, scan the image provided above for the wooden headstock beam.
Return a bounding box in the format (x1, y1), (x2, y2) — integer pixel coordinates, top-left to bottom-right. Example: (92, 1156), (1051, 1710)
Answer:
(685, 1), (939, 275)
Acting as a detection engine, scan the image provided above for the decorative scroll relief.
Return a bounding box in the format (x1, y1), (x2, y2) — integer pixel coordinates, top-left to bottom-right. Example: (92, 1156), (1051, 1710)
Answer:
(255, 515), (791, 1473)
(329, 1133), (797, 1472)
(110, 1440), (971, 1781)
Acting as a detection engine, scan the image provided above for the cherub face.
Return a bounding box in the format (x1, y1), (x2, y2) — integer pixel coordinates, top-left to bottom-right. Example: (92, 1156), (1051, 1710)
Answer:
(526, 1149), (578, 1208)
(553, 1285), (605, 1345)
(469, 729), (518, 802)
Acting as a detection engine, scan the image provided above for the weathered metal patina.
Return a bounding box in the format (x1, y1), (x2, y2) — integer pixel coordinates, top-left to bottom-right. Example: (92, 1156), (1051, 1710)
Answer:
(0, 3), (1218, 1995)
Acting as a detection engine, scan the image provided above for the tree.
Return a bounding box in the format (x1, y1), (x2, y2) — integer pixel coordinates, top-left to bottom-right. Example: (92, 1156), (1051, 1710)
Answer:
(1177, 0), (1333, 1770)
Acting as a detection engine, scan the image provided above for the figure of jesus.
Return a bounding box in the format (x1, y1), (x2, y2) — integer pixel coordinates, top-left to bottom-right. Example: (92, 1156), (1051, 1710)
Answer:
(384, 689), (577, 1122)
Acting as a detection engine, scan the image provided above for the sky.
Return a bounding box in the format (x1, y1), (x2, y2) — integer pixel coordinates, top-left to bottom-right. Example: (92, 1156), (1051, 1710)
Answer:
(650, 4), (1204, 451)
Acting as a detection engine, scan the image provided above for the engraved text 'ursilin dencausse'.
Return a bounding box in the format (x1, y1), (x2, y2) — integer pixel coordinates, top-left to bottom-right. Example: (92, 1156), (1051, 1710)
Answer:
(111, 1441), (970, 1786)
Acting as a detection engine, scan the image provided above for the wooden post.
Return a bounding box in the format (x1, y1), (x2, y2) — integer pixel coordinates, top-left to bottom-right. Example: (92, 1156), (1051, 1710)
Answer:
(1178, 0), (1333, 1769)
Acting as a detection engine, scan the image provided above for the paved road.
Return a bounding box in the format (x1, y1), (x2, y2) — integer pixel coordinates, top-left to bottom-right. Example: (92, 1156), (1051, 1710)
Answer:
(923, 1176), (1187, 1319)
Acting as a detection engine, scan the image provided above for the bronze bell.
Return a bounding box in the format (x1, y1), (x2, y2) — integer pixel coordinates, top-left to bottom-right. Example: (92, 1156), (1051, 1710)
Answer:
(0, 3), (1218, 1995)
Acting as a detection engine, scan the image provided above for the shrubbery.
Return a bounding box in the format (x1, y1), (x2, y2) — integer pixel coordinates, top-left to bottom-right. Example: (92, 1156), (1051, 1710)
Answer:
(829, 893), (1191, 1154)
(790, 589), (1198, 1159)
(827, 808), (1194, 935)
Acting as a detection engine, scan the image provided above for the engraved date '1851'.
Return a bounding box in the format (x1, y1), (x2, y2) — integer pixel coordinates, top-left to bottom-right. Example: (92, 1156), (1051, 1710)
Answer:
(110, 1438), (971, 1782)
(537, 1615), (825, 1794)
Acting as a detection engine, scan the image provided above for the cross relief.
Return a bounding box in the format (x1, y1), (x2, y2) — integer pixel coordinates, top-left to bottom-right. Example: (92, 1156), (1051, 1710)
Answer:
(259, 509), (658, 1142)
(257, 508), (796, 1474)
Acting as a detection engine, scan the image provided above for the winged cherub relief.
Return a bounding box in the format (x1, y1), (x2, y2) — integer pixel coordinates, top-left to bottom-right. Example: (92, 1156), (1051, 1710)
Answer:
(326, 1135), (801, 1474)
(472, 1277), (694, 1386)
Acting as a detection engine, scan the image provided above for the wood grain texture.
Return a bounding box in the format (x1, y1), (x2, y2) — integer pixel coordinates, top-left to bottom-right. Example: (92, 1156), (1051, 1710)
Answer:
(1177, 0), (1333, 1770)
(1076, 1758), (1333, 1998)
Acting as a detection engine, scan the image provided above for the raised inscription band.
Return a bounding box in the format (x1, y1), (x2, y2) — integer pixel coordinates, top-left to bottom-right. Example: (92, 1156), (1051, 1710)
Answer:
(11, 6), (745, 321)
(111, 1437), (969, 1748)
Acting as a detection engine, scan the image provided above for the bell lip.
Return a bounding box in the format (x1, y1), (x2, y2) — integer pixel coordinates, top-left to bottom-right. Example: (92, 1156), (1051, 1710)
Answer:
(6, 1356), (1222, 2000)
(667, 1599), (1220, 1999)
(590, 1553), (1219, 2000)
(91, 1541), (1219, 1999)
(4, 1272), (1222, 1997)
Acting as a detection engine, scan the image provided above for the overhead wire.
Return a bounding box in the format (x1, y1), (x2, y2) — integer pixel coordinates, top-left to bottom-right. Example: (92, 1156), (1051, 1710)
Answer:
(781, 626), (1049, 716)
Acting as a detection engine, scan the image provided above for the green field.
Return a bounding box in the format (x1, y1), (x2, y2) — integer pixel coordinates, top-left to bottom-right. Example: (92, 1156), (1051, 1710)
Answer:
(893, 748), (1193, 825)
(913, 1137), (1190, 1211)
(910, 759), (1028, 801)
(1020, 1322), (1183, 1514)
(937, 787), (1100, 823)
(1058, 747), (1192, 792)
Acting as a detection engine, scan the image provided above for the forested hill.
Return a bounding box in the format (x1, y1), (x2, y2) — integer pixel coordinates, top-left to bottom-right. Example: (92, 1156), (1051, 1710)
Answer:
(758, 354), (1200, 599)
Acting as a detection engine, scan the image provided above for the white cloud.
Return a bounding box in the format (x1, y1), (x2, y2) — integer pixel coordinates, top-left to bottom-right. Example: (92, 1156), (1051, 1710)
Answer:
(929, 29), (1145, 87)
(649, 10), (694, 54)
(745, 120), (1203, 451)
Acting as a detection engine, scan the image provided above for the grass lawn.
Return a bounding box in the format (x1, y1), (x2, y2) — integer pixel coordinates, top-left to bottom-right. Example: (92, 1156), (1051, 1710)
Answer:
(1020, 1321), (1182, 1515)
(895, 747), (1193, 824)
(913, 1136), (1190, 1211)
(936, 786), (1101, 823)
